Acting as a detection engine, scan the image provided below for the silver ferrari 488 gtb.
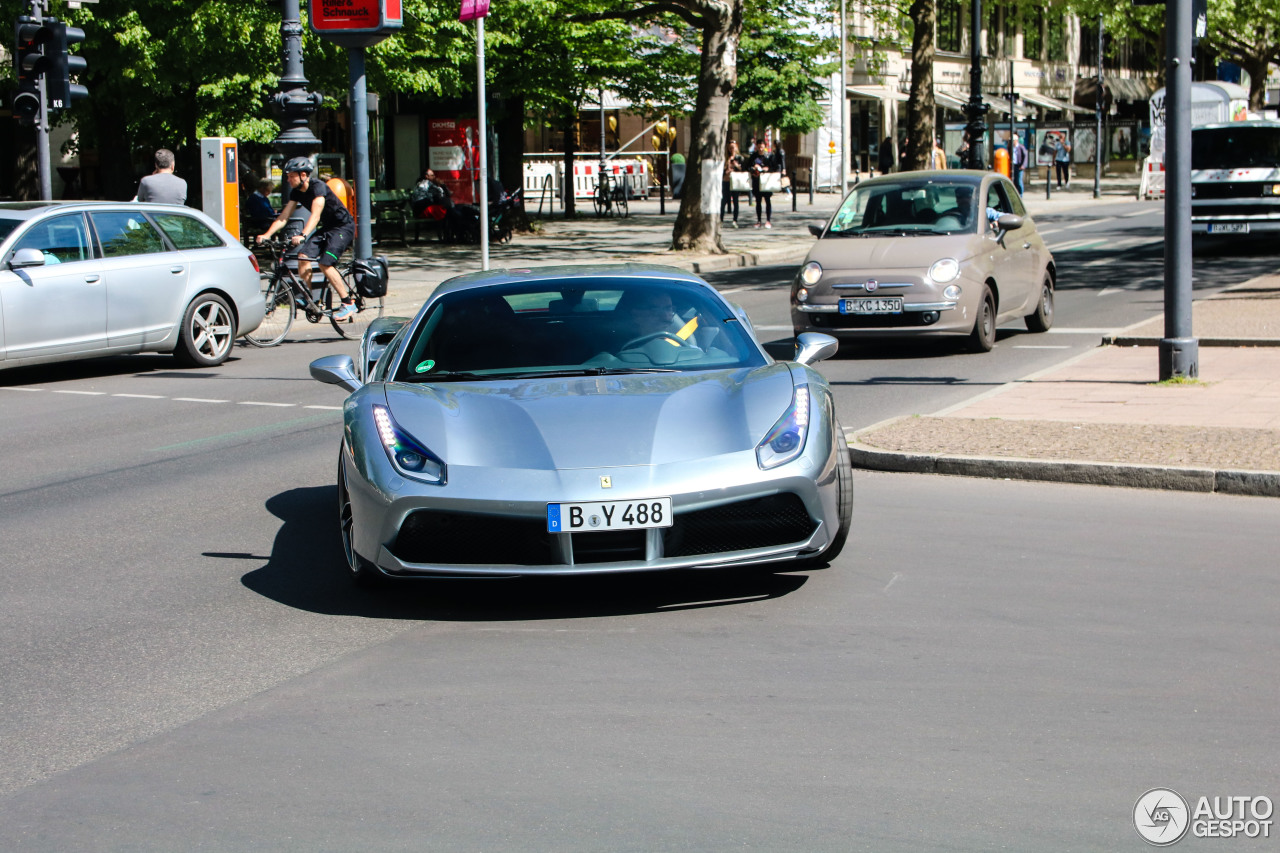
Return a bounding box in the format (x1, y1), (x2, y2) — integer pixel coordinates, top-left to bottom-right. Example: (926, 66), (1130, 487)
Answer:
(310, 264), (852, 585)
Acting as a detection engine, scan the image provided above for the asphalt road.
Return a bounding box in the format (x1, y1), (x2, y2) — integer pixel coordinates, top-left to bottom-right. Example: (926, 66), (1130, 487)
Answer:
(1, 201), (1278, 851)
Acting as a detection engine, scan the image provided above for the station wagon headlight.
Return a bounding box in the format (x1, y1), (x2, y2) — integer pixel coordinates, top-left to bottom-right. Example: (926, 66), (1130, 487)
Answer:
(757, 386), (810, 470)
(929, 258), (961, 284)
(799, 261), (823, 285)
(372, 404), (446, 485)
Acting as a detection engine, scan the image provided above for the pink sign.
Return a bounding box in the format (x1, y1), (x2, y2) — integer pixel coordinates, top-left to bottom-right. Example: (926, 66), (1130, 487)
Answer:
(458, 0), (490, 22)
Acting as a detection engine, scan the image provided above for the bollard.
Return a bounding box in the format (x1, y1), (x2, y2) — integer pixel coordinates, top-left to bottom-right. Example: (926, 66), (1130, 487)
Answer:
(1046, 165), (1051, 200)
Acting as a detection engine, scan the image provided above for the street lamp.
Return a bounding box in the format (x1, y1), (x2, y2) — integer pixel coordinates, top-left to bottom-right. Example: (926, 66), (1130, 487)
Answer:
(271, 0), (323, 155)
(963, 0), (988, 169)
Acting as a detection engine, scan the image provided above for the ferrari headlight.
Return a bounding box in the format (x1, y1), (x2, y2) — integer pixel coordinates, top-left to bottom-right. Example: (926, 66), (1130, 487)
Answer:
(372, 404), (446, 485)
(757, 385), (811, 470)
(799, 261), (823, 285)
(929, 258), (961, 284)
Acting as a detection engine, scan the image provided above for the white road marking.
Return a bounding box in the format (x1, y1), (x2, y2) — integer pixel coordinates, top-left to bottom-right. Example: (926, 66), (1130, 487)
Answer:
(1098, 287), (1126, 296)
(172, 397), (229, 403)
(113, 393), (165, 399)
(305, 405), (343, 411)
(239, 401), (296, 407)
(1, 386), (44, 392)
(1046, 327), (1119, 334)
(52, 390), (105, 395)
(1122, 209), (1156, 217)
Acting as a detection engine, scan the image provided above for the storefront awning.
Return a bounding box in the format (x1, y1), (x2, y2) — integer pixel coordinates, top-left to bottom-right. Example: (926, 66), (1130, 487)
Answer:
(934, 91), (969, 111)
(985, 94), (1034, 119)
(847, 86), (910, 103)
(1019, 91), (1093, 115)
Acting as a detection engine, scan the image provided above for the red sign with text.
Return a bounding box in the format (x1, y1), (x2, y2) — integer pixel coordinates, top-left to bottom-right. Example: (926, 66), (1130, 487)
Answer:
(428, 119), (480, 204)
(309, 0), (402, 46)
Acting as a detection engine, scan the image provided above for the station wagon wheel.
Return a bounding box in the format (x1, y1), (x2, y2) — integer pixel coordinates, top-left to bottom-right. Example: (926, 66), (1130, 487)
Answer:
(174, 293), (235, 367)
(967, 284), (996, 353)
(1024, 275), (1055, 333)
(338, 448), (381, 587)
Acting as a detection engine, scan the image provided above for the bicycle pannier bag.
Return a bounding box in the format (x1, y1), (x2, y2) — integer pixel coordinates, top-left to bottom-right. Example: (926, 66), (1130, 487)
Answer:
(352, 256), (389, 299)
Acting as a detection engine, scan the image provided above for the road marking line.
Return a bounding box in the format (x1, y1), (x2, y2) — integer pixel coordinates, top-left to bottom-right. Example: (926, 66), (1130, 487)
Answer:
(1046, 327), (1119, 334)
(172, 397), (229, 403)
(113, 393), (166, 399)
(1053, 239), (1108, 251)
(1013, 345), (1072, 348)
(1, 387), (44, 392)
(1122, 209), (1156, 217)
(52, 390), (105, 395)
(239, 401), (296, 407)
(305, 404), (343, 410)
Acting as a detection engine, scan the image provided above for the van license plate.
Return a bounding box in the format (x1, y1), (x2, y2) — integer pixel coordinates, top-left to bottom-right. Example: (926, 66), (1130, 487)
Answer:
(841, 297), (903, 315)
(1208, 223), (1249, 234)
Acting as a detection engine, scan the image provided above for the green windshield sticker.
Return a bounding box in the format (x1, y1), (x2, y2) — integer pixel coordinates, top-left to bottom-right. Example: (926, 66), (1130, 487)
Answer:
(415, 360), (435, 374)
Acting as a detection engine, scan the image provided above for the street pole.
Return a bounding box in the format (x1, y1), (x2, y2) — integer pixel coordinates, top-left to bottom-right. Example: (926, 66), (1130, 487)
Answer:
(271, 0), (323, 156)
(1094, 15), (1102, 199)
(964, 0), (988, 170)
(476, 15), (489, 270)
(1160, 0), (1197, 379)
(348, 48), (372, 260)
(30, 0), (52, 200)
(839, 0), (848, 195)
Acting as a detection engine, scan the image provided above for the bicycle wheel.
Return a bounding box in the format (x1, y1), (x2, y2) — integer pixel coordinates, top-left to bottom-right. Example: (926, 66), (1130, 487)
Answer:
(243, 274), (294, 347)
(328, 273), (385, 340)
(614, 189), (628, 218)
(592, 184), (608, 217)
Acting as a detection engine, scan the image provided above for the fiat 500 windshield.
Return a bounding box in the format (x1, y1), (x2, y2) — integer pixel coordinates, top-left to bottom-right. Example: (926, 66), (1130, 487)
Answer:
(828, 180), (982, 236)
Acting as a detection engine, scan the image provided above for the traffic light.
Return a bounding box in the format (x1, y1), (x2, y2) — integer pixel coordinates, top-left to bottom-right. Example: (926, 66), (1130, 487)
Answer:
(13, 15), (52, 125)
(10, 15), (87, 124)
(46, 20), (88, 112)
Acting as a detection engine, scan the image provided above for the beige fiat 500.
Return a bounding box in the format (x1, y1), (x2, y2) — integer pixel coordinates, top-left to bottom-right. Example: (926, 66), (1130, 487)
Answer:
(791, 170), (1056, 352)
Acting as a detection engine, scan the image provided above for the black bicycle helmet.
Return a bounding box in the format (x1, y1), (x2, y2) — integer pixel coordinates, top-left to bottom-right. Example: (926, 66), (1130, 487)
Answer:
(282, 156), (314, 175)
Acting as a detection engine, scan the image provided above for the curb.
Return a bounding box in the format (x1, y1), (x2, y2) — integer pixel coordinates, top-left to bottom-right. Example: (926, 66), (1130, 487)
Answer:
(845, 440), (1280, 498)
(1102, 336), (1280, 347)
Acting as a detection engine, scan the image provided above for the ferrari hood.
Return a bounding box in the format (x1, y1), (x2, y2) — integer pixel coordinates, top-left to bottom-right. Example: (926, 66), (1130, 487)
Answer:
(804, 233), (982, 269)
(381, 364), (797, 470)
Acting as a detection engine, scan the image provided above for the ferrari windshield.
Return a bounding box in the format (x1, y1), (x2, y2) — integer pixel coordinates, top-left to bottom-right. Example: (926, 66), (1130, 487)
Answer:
(393, 279), (767, 382)
(828, 179), (982, 235)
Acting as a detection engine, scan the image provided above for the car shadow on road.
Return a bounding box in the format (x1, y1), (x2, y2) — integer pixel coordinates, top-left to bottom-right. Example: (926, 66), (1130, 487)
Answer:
(239, 485), (811, 621)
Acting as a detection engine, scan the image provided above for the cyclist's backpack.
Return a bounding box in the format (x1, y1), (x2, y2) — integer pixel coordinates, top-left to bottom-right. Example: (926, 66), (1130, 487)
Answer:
(352, 256), (389, 299)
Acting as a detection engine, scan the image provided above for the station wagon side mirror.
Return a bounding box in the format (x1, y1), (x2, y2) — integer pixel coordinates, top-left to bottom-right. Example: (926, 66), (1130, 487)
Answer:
(310, 354), (363, 393)
(8, 248), (46, 269)
(996, 213), (1024, 232)
(795, 332), (838, 365)
(808, 224), (825, 238)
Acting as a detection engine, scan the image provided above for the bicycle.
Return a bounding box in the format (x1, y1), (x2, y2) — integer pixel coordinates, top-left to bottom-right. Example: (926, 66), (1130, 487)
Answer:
(243, 238), (384, 347)
(592, 169), (629, 218)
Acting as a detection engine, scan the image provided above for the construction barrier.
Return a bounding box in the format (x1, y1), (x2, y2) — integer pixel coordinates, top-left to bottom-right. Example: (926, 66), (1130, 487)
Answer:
(1138, 157), (1165, 200)
(570, 161), (650, 200)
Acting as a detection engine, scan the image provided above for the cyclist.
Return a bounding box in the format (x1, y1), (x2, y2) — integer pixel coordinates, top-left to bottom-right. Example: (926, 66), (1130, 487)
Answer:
(256, 157), (358, 320)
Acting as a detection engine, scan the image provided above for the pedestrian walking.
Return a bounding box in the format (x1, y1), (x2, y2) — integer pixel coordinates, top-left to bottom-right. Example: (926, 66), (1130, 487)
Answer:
(135, 148), (188, 205)
(721, 139), (745, 228)
(931, 137), (947, 170)
(1010, 133), (1029, 195)
(749, 137), (784, 229)
(878, 136), (895, 175)
(1053, 134), (1072, 188)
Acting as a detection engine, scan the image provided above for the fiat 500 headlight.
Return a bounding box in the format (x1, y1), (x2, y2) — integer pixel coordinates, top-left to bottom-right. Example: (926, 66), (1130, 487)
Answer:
(372, 404), (446, 485)
(757, 386), (811, 470)
(799, 261), (823, 285)
(929, 258), (961, 284)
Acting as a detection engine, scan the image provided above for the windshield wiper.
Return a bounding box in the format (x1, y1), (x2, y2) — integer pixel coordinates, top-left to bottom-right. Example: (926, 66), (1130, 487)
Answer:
(407, 367), (679, 382)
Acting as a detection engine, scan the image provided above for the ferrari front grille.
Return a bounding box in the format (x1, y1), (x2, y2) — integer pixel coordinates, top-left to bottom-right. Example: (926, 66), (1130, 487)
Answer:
(662, 493), (816, 558)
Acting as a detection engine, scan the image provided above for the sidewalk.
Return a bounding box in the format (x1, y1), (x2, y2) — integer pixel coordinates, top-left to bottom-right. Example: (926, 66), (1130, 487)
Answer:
(851, 272), (1280, 498)
(370, 173), (1146, 317)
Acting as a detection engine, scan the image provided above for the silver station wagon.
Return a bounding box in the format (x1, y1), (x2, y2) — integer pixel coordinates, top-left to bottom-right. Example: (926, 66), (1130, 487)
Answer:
(792, 170), (1056, 352)
(0, 202), (265, 371)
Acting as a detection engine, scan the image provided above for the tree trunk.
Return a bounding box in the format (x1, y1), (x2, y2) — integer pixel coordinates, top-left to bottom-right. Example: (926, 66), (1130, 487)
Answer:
(671, 0), (743, 253)
(562, 112), (577, 219)
(1241, 51), (1271, 113)
(905, 0), (936, 171)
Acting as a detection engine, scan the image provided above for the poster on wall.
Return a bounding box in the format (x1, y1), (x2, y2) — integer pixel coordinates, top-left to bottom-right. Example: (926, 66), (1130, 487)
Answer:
(428, 118), (479, 203)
